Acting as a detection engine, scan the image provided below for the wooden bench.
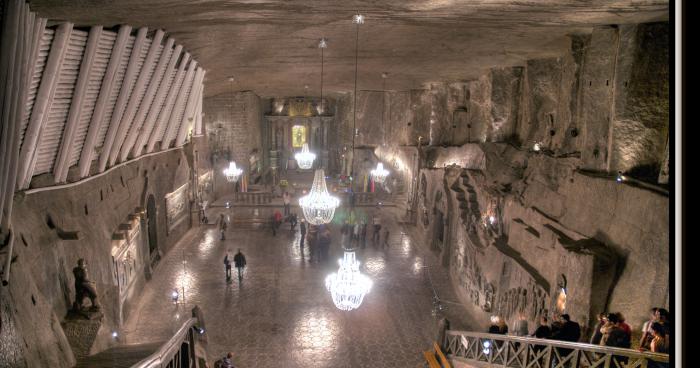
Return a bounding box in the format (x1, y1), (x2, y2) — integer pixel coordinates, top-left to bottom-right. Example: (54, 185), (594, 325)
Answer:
(423, 342), (451, 368)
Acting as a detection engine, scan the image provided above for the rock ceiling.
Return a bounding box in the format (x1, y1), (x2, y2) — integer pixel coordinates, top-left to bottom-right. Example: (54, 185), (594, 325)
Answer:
(29, 0), (668, 97)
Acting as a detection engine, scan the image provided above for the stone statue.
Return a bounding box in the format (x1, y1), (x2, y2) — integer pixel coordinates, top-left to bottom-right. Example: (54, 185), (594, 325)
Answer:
(72, 259), (100, 312)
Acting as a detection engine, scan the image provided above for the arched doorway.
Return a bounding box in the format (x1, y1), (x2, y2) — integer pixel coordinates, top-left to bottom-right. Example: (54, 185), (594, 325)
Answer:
(146, 195), (159, 262)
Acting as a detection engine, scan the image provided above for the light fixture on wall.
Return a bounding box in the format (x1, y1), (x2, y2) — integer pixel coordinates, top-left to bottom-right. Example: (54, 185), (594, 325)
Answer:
(299, 169), (339, 225)
(223, 161), (242, 183)
(295, 143), (316, 170)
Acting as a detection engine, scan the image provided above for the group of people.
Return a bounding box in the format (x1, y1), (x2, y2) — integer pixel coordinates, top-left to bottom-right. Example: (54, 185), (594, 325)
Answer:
(340, 210), (389, 249)
(487, 307), (671, 356)
(223, 249), (246, 283)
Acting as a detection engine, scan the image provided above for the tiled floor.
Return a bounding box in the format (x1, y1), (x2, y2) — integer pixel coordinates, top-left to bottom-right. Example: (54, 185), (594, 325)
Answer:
(123, 206), (477, 367)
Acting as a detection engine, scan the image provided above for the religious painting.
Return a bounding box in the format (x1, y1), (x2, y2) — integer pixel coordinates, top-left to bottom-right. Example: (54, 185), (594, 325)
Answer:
(292, 125), (307, 148)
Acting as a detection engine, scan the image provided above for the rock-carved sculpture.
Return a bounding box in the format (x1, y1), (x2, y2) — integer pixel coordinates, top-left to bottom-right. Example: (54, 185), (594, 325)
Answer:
(72, 259), (100, 312)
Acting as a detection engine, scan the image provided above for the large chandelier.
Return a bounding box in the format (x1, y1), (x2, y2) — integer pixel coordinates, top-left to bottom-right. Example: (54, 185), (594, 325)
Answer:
(299, 169), (339, 225)
(325, 251), (372, 311)
(295, 143), (316, 170)
(371, 162), (389, 184)
(223, 161), (242, 183)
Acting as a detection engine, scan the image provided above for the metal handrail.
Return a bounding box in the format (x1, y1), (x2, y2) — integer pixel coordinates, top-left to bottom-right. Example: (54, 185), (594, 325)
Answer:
(131, 318), (198, 368)
(444, 330), (669, 367)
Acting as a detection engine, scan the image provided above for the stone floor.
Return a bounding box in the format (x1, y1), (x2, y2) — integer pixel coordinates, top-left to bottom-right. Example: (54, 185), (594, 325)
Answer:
(123, 205), (477, 367)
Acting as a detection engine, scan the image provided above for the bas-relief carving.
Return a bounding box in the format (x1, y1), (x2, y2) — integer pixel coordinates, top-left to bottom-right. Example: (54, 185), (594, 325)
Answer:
(456, 249), (495, 313)
(495, 279), (549, 323)
(165, 183), (189, 232)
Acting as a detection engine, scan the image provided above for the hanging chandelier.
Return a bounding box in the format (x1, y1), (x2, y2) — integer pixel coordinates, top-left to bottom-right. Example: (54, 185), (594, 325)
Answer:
(295, 143), (316, 170)
(299, 169), (339, 225)
(371, 162), (389, 184)
(223, 161), (242, 183)
(325, 251), (372, 311)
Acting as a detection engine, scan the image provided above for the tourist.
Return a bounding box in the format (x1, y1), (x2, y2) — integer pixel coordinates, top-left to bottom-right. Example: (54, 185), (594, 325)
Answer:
(616, 312), (632, 347)
(372, 213), (382, 244)
(219, 214), (227, 240)
(299, 219), (307, 253)
(551, 314), (580, 342)
(360, 220), (368, 248)
(319, 225), (332, 261)
(656, 308), (671, 338)
(551, 314), (581, 366)
(233, 249), (246, 281)
(283, 191), (291, 216)
(488, 316), (501, 334)
(513, 313), (529, 337)
(274, 209), (283, 232)
(289, 212), (298, 231)
(532, 316), (551, 356)
(600, 313), (628, 348)
(497, 317), (509, 335)
(221, 352), (235, 368)
(223, 250), (232, 281)
(640, 308), (659, 349)
(352, 222), (361, 247)
(647, 322), (669, 353)
(533, 316), (551, 339)
(590, 313), (607, 345)
(383, 228), (390, 248)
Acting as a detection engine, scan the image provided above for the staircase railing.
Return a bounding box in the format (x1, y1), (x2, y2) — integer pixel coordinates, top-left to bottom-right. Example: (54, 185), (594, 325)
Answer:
(132, 318), (199, 368)
(444, 330), (669, 368)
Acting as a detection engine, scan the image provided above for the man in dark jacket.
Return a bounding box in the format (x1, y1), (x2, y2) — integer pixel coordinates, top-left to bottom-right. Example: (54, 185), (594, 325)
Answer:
(233, 249), (246, 281)
(552, 314), (581, 342)
(551, 314), (581, 365)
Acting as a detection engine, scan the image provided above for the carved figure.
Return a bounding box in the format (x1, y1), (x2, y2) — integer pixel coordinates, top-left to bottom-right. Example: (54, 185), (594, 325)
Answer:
(72, 259), (100, 311)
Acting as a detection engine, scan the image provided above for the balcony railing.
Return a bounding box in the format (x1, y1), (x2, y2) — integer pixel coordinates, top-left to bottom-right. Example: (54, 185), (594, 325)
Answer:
(444, 330), (670, 368)
(232, 191), (273, 204)
(132, 318), (199, 368)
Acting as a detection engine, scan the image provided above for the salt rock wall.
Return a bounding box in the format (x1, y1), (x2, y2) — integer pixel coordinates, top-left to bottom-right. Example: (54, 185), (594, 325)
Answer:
(419, 143), (668, 339)
(0, 148), (193, 367)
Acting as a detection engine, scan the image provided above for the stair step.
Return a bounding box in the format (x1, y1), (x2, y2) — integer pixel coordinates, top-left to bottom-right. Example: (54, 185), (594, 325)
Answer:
(75, 342), (163, 368)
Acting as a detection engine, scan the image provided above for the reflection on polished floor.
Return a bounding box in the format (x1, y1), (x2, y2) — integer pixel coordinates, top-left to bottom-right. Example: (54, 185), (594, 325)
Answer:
(123, 206), (476, 367)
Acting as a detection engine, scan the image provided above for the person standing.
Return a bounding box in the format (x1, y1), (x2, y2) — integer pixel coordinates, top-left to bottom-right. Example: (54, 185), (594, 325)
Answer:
(590, 313), (607, 345)
(233, 249), (246, 282)
(372, 213), (382, 244)
(221, 352), (235, 368)
(299, 219), (307, 254)
(383, 228), (390, 248)
(513, 313), (529, 337)
(219, 214), (227, 240)
(223, 251), (232, 281)
(640, 308), (659, 350)
(283, 192), (291, 216)
(289, 212), (298, 231)
(273, 209), (283, 235)
(600, 313), (627, 348)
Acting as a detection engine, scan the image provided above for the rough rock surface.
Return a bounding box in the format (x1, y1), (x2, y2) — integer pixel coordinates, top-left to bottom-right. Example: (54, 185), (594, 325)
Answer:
(29, 0), (668, 97)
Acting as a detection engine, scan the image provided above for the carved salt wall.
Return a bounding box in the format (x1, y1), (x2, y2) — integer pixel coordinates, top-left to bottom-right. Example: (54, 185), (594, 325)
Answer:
(2, 148), (192, 367)
(418, 142), (667, 340)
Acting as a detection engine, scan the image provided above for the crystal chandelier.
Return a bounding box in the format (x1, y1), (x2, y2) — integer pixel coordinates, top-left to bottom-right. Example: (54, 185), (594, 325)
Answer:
(299, 169), (339, 225)
(223, 161), (242, 183)
(371, 162), (389, 184)
(295, 143), (316, 170)
(325, 251), (372, 311)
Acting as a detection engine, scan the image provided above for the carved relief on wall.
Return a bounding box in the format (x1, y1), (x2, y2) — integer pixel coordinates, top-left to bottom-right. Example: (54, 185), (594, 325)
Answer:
(111, 219), (143, 302)
(456, 249), (495, 312)
(165, 183), (189, 232)
(495, 280), (549, 323)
